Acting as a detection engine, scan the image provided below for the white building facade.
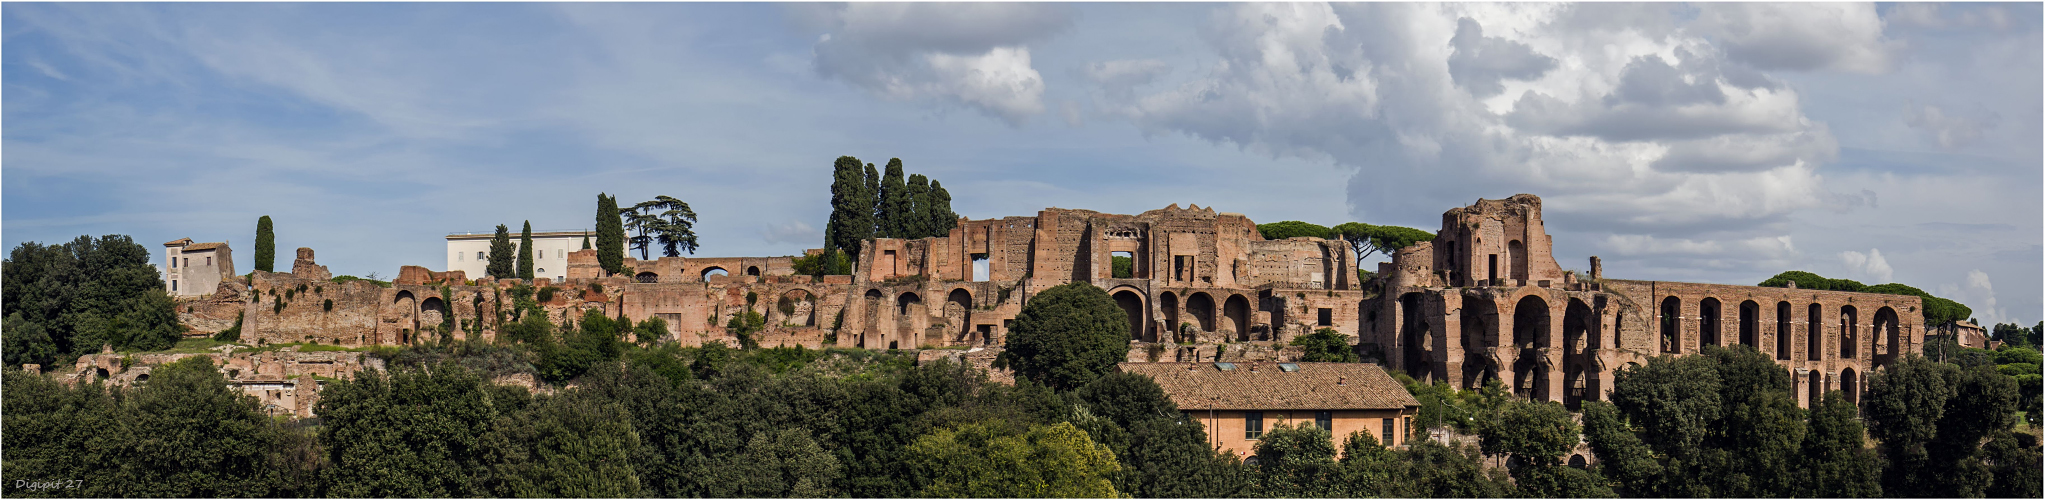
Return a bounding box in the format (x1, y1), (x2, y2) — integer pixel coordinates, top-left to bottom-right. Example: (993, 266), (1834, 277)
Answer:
(446, 230), (625, 282)
(164, 238), (235, 297)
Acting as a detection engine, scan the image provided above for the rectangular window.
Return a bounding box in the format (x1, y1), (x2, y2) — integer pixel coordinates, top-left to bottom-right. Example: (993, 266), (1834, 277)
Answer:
(206, 256), (211, 266)
(183, 258), (189, 268)
(170, 257), (177, 268)
(458, 252), (464, 262)
(1318, 308), (1333, 326)
(1382, 418), (1395, 445)
(1315, 411), (1333, 432)
(477, 251), (485, 260)
(171, 280), (177, 292)
(1405, 416), (1413, 441)
(1245, 412), (1264, 440)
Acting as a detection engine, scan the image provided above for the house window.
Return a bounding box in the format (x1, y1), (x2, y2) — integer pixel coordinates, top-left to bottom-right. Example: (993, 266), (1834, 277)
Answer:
(1245, 412), (1264, 440)
(1315, 411), (1333, 432)
(458, 252), (464, 262)
(170, 257), (177, 268)
(1405, 416), (1413, 440)
(1382, 418), (1395, 445)
(477, 251), (485, 260)
(183, 258), (189, 268)
(537, 268), (546, 274)
(171, 280), (177, 292)
(206, 256), (211, 266)
(1318, 308), (1333, 326)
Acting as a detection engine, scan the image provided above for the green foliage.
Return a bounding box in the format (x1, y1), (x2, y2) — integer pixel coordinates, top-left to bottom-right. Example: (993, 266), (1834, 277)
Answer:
(877, 158), (911, 239)
(487, 224), (515, 279)
(1251, 423), (1342, 497)
(530, 310), (627, 384)
(633, 317), (668, 346)
(726, 310), (766, 350)
(826, 155), (879, 260)
(213, 311), (245, 342)
(535, 286), (556, 303)
(1256, 220), (1336, 240)
(3, 358), (320, 497)
(255, 215), (276, 273)
(3, 235), (183, 366)
(793, 248), (853, 277)
(1474, 397), (1613, 498)
(517, 221), (535, 281)
(1331, 222), (1436, 264)
(319, 362), (504, 497)
(1291, 328), (1359, 362)
(1111, 254), (1133, 279)
(623, 195), (700, 259)
(596, 193), (627, 276)
(926, 180), (958, 238)
(1001, 282), (1132, 391)
(1863, 355), (2020, 497)
(905, 173), (931, 240)
(477, 388), (643, 497)
(906, 421), (1122, 498)
(1757, 271), (1974, 326)
(329, 275), (392, 287)
(1757, 270), (1866, 291)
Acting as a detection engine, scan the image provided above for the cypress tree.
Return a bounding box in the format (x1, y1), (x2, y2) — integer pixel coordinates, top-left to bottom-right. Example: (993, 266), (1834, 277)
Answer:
(826, 156), (875, 260)
(877, 159), (909, 238)
(596, 194), (625, 276)
(905, 174), (930, 240)
(927, 180), (958, 237)
(582, 234), (591, 250)
(518, 221), (535, 281)
(864, 162), (880, 240)
(487, 225), (514, 279)
(254, 215), (275, 272)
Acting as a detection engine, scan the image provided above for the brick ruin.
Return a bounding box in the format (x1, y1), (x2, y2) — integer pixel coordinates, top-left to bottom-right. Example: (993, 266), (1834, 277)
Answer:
(153, 194), (1920, 412)
(1360, 194), (1923, 410)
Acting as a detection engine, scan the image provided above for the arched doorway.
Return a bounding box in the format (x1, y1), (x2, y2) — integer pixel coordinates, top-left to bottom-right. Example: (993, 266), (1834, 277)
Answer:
(1112, 290), (1145, 341)
(1875, 307), (1901, 358)
(1461, 297), (1499, 390)
(1699, 298), (1721, 347)
(745, 266), (760, 276)
(1660, 296), (1682, 353)
(1187, 293), (1216, 333)
(1224, 294), (1251, 341)
(700, 267), (728, 280)
(1401, 293), (1430, 380)
(779, 290), (816, 327)
(1840, 368), (1858, 405)
(394, 290), (418, 339)
(897, 292), (924, 348)
(420, 297), (448, 343)
(1807, 303), (1823, 361)
(861, 289), (885, 348)
(1564, 299), (1594, 409)
(1840, 306), (1859, 359)
(636, 272), (659, 283)
(946, 289), (973, 342)
(1513, 295), (1550, 349)
(1738, 300), (1760, 348)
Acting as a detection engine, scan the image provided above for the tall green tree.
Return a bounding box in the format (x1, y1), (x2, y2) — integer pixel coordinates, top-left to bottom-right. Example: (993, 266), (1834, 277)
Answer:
(825, 155), (877, 261)
(1251, 423), (1343, 497)
(254, 215), (276, 272)
(1332, 222), (1436, 264)
(877, 159), (910, 239)
(581, 234), (591, 250)
(904, 173), (930, 239)
(487, 224), (514, 279)
(319, 363), (502, 497)
(517, 221), (535, 281)
(1797, 392), (1882, 497)
(624, 196), (699, 258)
(1863, 355), (2019, 497)
(926, 180), (958, 238)
(905, 421), (1121, 498)
(1476, 398), (1612, 498)
(596, 193), (626, 276)
(999, 282), (1131, 391)
(3, 235), (180, 363)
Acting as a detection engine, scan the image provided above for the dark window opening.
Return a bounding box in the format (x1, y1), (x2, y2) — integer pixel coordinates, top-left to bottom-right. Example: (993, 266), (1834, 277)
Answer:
(1382, 418), (1395, 445)
(1315, 411), (1333, 432)
(1487, 254), (1498, 285)
(1318, 308), (1333, 326)
(1245, 411), (1264, 440)
(171, 280), (177, 292)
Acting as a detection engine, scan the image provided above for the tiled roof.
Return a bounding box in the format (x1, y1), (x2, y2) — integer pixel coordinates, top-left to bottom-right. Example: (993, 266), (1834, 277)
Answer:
(183, 242), (227, 251)
(1117, 362), (1421, 411)
(164, 238), (194, 246)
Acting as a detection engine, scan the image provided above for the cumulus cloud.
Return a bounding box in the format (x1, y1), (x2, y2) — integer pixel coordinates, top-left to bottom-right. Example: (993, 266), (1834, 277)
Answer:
(1095, 3), (1870, 274)
(1838, 248), (1893, 284)
(1084, 59), (1170, 101)
(1447, 17), (1557, 97)
(1693, 3), (1896, 73)
(1904, 102), (1999, 149)
(806, 3), (1072, 124)
(1938, 269), (2004, 325)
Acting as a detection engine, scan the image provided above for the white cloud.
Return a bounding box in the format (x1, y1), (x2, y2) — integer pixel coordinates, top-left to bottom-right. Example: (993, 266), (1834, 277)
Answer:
(1693, 3), (1896, 74)
(1904, 102), (1999, 149)
(1838, 248), (1894, 284)
(759, 220), (821, 246)
(1941, 269), (2005, 325)
(807, 3), (1071, 125)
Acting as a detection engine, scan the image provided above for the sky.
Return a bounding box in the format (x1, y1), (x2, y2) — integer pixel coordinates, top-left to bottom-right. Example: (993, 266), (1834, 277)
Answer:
(4, 3), (2039, 326)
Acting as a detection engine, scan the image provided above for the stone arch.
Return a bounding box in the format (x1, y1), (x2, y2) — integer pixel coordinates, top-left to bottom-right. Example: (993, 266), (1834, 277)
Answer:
(1112, 289), (1146, 342)
(1660, 296), (1682, 353)
(1776, 301), (1793, 360)
(1462, 296), (1501, 389)
(1160, 291), (1181, 341)
(1512, 295), (1550, 349)
(394, 290), (419, 336)
(1840, 368), (1858, 405)
(636, 272), (660, 283)
(1400, 292), (1430, 380)
(745, 266), (760, 276)
(897, 292), (925, 348)
(420, 296), (448, 342)
(897, 292), (922, 316)
(700, 267), (728, 280)
(1511, 351), (1548, 402)
(778, 289), (817, 327)
(1875, 306), (1901, 358)
(1187, 292), (1216, 333)
(1840, 305), (1859, 359)
(946, 288), (973, 342)
(1565, 298), (1593, 356)
(1738, 300), (1760, 349)
(1808, 371), (1825, 407)
(862, 289), (886, 348)
(1568, 455), (1588, 469)
(1699, 298), (1722, 347)
(134, 373), (150, 384)
(1808, 303), (1823, 361)
(1508, 239), (1528, 282)
(1224, 294), (1252, 341)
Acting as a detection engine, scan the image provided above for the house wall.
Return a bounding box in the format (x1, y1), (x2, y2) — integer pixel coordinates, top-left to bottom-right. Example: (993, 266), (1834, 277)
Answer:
(1192, 408), (1417, 459)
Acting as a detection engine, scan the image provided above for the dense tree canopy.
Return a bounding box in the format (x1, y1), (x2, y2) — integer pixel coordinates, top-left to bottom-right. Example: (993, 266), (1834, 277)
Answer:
(1256, 220), (1336, 240)
(623, 195), (700, 260)
(826, 156), (877, 261)
(1290, 328), (1359, 362)
(1000, 282), (1131, 391)
(1862, 355), (2022, 497)
(1756, 271), (1972, 326)
(3, 235), (182, 366)
(1331, 222), (1436, 264)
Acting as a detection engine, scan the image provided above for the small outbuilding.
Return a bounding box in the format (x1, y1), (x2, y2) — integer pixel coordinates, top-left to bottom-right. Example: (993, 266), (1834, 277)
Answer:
(1118, 361), (1421, 460)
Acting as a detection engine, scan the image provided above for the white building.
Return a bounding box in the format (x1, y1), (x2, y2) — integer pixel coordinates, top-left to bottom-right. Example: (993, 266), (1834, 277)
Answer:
(446, 230), (624, 282)
(164, 238), (235, 297)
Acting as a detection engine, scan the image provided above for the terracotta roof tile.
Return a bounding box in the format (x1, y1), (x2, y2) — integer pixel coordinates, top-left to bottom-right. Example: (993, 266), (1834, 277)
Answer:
(1118, 362), (1420, 411)
(182, 242), (227, 251)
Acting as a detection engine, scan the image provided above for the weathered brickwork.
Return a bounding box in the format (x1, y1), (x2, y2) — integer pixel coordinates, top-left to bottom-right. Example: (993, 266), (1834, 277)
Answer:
(1361, 194), (1922, 410)
(60, 347), (384, 418)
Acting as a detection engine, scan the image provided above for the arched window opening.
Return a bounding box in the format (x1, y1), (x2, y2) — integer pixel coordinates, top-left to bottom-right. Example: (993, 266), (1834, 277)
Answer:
(1699, 298), (1722, 347)
(1160, 292), (1181, 341)
(1660, 297), (1682, 353)
(1841, 368), (1859, 406)
(746, 266), (760, 276)
(1840, 306), (1859, 359)
(1876, 307), (1902, 358)
(1113, 290), (1145, 341)
(1402, 293), (1429, 379)
(1514, 295), (1551, 349)
(946, 289), (973, 342)
(636, 272), (659, 283)
(1776, 302), (1792, 360)
(1808, 304), (1823, 361)
(700, 267), (728, 280)
(1187, 293), (1216, 333)
(1224, 295), (1252, 341)
(1738, 300), (1760, 348)
(897, 292), (922, 316)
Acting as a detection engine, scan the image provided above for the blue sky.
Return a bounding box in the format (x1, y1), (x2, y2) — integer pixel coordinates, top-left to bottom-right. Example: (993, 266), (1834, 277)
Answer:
(5, 3), (2039, 326)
